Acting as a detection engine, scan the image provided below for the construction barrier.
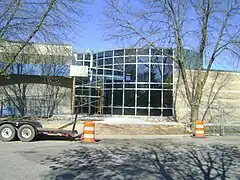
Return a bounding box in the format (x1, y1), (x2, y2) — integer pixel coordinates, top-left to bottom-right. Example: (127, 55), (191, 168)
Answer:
(82, 121), (95, 142)
(194, 120), (205, 138)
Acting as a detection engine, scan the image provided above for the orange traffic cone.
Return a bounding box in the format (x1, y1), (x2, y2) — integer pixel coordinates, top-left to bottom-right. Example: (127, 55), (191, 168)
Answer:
(82, 121), (95, 142)
(194, 120), (205, 138)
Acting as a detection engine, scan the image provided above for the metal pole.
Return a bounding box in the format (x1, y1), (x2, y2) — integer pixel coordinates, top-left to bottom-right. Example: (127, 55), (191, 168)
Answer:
(71, 76), (76, 115)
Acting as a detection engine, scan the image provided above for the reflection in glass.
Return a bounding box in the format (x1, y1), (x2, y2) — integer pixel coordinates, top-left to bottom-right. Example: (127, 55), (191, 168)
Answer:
(138, 49), (149, 55)
(124, 90), (135, 106)
(151, 56), (162, 63)
(137, 109), (148, 115)
(114, 49), (124, 56)
(125, 49), (136, 55)
(105, 51), (113, 57)
(125, 64), (136, 82)
(114, 57), (124, 64)
(114, 64), (123, 70)
(137, 90), (148, 107)
(163, 109), (172, 116)
(137, 56), (148, 63)
(137, 64), (149, 82)
(98, 59), (103, 66)
(113, 90), (123, 106)
(98, 52), (103, 59)
(150, 90), (162, 107)
(104, 90), (112, 106)
(163, 91), (173, 107)
(151, 64), (162, 83)
(151, 109), (161, 116)
(163, 57), (173, 64)
(113, 108), (122, 114)
(163, 65), (173, 83)
(124, 108), (135, 115)
(125, 56), (136, 63)
(105, 58), (113, 65)
(151, 49), (162, 55)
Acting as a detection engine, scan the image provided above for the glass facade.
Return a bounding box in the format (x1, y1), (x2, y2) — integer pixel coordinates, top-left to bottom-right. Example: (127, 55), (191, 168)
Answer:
(73, 48), (174, 116)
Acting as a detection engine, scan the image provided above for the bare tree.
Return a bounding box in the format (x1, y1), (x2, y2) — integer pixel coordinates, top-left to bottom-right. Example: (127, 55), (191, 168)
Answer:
(0, 0), (90, 74)
(103, 0), (240, 125)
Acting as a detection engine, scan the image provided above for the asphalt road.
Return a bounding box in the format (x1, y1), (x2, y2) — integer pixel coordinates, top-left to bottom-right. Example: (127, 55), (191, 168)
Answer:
(0, 136), (240, 180)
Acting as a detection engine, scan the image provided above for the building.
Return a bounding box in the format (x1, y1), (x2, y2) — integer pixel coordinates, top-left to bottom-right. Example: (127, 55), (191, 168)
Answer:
(1, 42), (239, 123)
(72, 48), (199, 117)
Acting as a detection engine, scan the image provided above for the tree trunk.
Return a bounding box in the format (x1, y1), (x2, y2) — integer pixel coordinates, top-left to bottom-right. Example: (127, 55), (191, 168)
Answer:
(190, 104), (200, 132)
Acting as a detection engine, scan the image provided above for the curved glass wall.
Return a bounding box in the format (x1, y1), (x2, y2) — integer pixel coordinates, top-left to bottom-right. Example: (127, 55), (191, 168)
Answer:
(74, 48), (174, 116)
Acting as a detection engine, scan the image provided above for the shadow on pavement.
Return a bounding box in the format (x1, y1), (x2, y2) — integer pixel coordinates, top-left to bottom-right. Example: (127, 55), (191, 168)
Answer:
(34, 135), (77, 141)
(42, 141), (240, 180)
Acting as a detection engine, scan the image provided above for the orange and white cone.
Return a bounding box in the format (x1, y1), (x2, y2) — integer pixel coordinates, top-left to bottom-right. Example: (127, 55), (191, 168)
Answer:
(194, 120), (205, 138)
(82, 121), (95, 142)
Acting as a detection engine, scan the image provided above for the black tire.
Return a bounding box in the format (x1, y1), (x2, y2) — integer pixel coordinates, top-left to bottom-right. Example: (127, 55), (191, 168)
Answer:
(17, 125), (36, 142)
(0, 124), (16, 142)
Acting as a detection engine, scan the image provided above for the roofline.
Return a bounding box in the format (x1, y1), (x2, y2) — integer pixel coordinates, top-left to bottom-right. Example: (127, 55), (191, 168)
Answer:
(0, 40), (73, 47)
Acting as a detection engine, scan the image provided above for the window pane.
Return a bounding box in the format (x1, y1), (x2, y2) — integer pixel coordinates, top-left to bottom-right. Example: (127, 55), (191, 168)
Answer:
(137, 64), (149, 82)
(163, 109), (173, 116)
(113, 90), (123, 106)
(97, 69), (103, 74)
(77, 54), (83, 60)
(150, 83), (162, 89)
(151, 56), (162, 63)
(163, 65), (173, 83)
(125, 56), (136, 63)
(113, 84), (123, 88)
(125, 49), (136, 55)
(98, 52), (103, 59)
(98, 59), (103, 66)
(125, 64), (136, 82)
(114, 64), (123, 70)
(151, 49), (161, 55)
(104, 83), (112, 89)
(163, 57), (173, 64)
(151, 109), (161, 116)
(163, 84), (173, 89)
(114, 57), (124, 64)
(105, 65), (113, 69)
(125, 84), (135, 88)
(137, 90), (148, 107)
(105, 58), (113, 65)
(84, 62), (90, 66)
(93, 54), (96, 60)
(151, 64), (162, 83)
(124, 108), (135, 115)
(163, 91), (173, 107)
(85, 53), (91, 60)
(137, 109), (148, 115)
(114, 49), (124, 56)
(104, 90), (112, 106)
(150, 90), (162, 107)
(105, 70), (112, 75)
(105, 51), (113, 57)
(163, 49), (173, 56)
(137, 56), (148, 63)
(124, 90), (135, 106)
(137, 84), (149, 88)
(113, 108), (122, 114)
(103, 107), (111, 114)
(138, 48), (149, 55)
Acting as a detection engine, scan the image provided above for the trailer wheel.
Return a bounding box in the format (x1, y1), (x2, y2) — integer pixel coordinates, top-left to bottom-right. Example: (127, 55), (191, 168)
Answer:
(0, 124), (16, 142)
(17, 125), (36, 142)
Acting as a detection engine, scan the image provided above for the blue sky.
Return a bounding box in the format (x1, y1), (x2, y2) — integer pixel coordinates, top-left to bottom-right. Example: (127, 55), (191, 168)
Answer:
(70, 1), (117, 53)
(68, 1), (239, 71)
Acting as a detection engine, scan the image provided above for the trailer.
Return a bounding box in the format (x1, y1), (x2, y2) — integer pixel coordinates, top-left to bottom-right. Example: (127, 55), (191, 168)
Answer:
(0, 71), (104, 142)
(0, 118), (80, 142)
